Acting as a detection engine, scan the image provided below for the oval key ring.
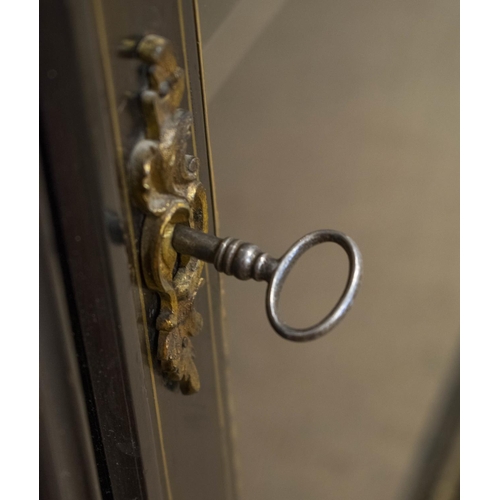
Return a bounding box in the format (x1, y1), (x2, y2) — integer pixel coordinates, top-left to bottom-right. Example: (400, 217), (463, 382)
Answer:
(266, 230), (363, 342)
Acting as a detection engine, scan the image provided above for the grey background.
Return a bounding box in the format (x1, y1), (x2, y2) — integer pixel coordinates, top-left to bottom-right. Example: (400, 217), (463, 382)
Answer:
(198, 0), (459, 498)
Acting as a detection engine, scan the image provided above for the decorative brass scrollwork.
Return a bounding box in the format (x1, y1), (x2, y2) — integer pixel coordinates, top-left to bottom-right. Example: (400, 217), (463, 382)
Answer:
(128, 35), (207, 395)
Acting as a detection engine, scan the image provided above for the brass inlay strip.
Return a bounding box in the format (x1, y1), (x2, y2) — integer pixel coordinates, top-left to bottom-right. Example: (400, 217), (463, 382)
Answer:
(193, 0), (220, 236)
(204, 266), (233, 500)
(179, 2), (234, 497)
(178, 0), (197, 157)
(90, 1), (173, 498)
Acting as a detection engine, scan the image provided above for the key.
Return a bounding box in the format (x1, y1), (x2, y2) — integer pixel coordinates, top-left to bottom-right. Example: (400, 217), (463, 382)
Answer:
(171, 225), (363, 342)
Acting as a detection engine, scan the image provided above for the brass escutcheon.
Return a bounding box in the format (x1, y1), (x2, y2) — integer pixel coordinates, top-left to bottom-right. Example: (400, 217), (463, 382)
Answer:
(127, 34), (207, 395)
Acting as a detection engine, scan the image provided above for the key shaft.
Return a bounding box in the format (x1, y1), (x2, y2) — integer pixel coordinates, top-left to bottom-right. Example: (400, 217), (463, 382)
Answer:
(172, 224), (278, 282)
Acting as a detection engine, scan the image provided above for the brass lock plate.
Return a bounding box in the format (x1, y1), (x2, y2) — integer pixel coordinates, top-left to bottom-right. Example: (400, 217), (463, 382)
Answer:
(128, 34), (208, 394)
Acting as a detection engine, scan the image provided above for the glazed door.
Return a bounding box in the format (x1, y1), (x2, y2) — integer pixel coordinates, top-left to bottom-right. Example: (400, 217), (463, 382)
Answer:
(40, 1), (459, 499)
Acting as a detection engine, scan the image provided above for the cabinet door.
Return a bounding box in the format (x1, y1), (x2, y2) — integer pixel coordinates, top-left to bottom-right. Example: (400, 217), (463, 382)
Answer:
(40, 1), (238, 499)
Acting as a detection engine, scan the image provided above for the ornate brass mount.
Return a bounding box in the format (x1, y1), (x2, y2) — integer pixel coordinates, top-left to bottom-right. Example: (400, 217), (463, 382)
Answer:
(128, 35), (363, 394)
(128, 35), (207, 395)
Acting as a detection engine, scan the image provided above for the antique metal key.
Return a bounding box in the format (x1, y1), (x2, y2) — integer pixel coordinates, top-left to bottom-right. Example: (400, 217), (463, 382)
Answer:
(172, 225), (362, 342)
(127, 33), (363, 393)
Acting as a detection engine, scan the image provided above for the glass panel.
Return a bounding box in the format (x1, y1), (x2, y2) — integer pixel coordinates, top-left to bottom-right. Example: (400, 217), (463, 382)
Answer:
(198, 2), (459, 499)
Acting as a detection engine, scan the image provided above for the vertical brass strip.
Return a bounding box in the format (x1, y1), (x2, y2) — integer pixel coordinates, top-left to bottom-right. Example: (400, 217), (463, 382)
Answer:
(204, 267), (233, 500)
(178, 0), (197, 157)
(179, 2), (234, 497)
(192, 0), (220, 236)
(193, 1), (239, 497)
(89, 1), (173, 498)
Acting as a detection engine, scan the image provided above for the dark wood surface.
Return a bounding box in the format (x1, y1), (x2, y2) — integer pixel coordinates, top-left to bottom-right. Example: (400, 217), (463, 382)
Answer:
(40, 1), (237, 498)
(40, 171), (103, 500)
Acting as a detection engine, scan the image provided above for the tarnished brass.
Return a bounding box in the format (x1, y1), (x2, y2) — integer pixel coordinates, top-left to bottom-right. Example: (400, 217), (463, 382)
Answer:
(128, 34), (208, 394)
